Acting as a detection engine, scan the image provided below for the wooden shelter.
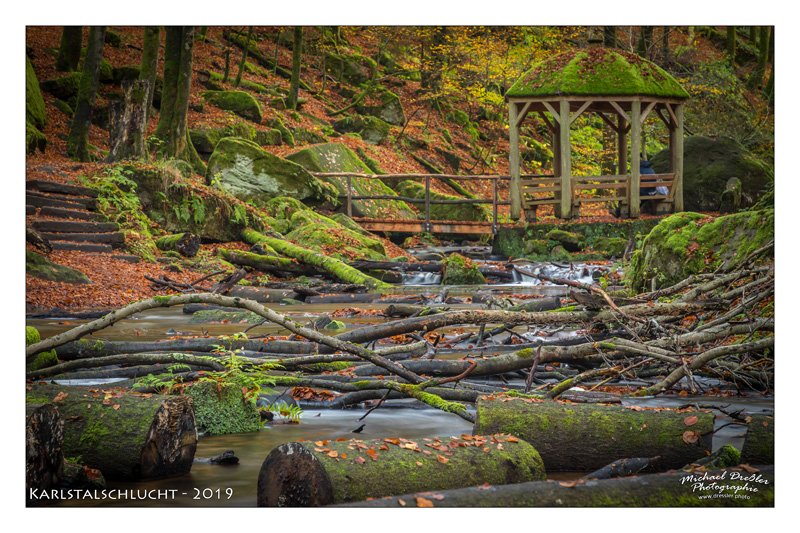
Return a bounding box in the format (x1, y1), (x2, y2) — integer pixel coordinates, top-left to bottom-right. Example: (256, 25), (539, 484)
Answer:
(506, 48), (690, 220)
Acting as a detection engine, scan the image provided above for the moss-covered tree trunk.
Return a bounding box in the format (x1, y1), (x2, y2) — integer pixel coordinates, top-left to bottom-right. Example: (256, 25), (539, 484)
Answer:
(139, 26), (160, 124)
(155, 232), (201, 257)
(474, 397), (713, 471)
(257, 434), (545, 506)
(26, 384), (197, 480)
(287, 27), (303, 110)
(107, 80), (148, 161)
(234, 26), (253, 88)
(26, 403), (64, 499)
(156, 26), (204, 173)
(344, 467), (775, 507)
(242, 229), (391, 291)
(637, 26), (653, 59)
(67, 26), (106, 161)
(726, 27), (737, 64)
(749, 26), (771, 88)
(742, 414), (774, 464)
(219, 247), (306, 273)
(56, 26), (83, 72)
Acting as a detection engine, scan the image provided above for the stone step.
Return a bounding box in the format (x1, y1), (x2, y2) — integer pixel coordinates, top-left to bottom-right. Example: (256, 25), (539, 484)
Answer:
(33, 220), (119, 234)
(26, 193), (94, 211)
(26, 179), (97, 198)
(26, 205), (36, 216)
(38, 206), (99, 221)
(50, 241), (114, 253)
(40, 231), (125, 246)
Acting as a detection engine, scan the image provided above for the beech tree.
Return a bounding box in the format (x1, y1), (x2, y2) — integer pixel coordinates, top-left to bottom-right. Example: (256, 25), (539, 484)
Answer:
(56, 26), (83, 72)
(288, 27), (303, 110)
(155, 26), (204, 172)
(139, 26), (160, 124)
(67, 26), (106, 161)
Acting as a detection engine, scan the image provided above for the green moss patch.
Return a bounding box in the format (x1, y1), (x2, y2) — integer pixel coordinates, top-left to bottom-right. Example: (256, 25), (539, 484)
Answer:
(184, 381), (262, 436)
(26, 250), (90, 284)
(441, 253), (486, 285)
(202, 90), (263, 123)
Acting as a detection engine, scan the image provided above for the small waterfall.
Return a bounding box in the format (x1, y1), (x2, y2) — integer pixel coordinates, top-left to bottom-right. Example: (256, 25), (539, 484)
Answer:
(401, 271), (442, 285)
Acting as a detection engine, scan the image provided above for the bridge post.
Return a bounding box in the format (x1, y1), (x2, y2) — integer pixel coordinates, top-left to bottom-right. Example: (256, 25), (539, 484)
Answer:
(671, 103), (684, 212)
(558, 99), (572, 219)
(629, 99), (641, 218)
(509, 101), (521, 221)
(346, 175), (353, 217)
(424, 176), (432, 232)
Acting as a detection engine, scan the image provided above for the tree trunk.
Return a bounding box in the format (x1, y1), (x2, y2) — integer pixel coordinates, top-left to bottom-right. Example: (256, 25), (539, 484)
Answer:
(287, 27), (303, 110)
(139, 26), (160, 124)
(603, 26), (617, 48)
(474, 397), (714, 471)
(156, 26), (204, 173)
(26, 403), (64, 500)
(750, 26), (771, 88)
(26, 384), (197, 481)
(155, 232), (201, 257)
(107, 80), (148, 161)
(234, 27), (253, 87)
(257, 434), (545, 506)
(742, 415), (774, 464)
(727, 27), (737, 64)
(223, 48), (231, 82)
(219, 248), (310, 274)
(242, 229), (391, 291)
(67, 26), (106, 161)
(343, 466), (775, 507)
(662, 27), (671, 64)
(637, 26), (653, 58)
(56, 26), (83, 72)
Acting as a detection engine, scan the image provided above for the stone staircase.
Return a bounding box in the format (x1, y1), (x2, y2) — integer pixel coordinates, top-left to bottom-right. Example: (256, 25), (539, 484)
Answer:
(26, 180), (137, 261)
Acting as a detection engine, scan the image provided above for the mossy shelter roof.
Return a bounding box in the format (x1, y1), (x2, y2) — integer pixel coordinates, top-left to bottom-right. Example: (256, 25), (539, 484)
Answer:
(506, 48), (689, 100)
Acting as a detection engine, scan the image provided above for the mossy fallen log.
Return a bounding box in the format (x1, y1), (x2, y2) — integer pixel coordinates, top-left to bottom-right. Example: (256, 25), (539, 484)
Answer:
(242, 229), (391, 291)
(155, 232), (201, 257)
(257, 433), (545, 506)
(474, 397), (714, 471)
(341, 466), (775, 507)
(26, 384), (197, 480)
(26, 403), (64, 499)
(742, 414), (774, 464)
(219, 248), (308, 274)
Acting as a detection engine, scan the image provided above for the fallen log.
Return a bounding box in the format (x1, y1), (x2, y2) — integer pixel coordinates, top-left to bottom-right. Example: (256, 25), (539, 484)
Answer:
(26, 384), (197, 480)
(26, 403), (64, 499)
(742, 415), (774, 464)
(256, 434), (545, 506)
(223, 286), (301, 303)
(474, 397), (714, 471)
(219, 248), (309, 274)
(242, 229), (390, 291)
(155, 232), (201, 257)
(340, 466), (775, 507)
(27, 352), (226, 379)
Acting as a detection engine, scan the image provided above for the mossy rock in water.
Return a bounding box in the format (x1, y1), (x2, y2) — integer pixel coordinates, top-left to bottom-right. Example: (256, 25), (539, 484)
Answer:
(189, 122), (258, 155)
(506, 48), (689, 99)
(396, 180), (492, 222)
(626, 209), (774, 291)
(523, 239), (554, 257)
(26, 250), (90, 284)
(324, 52), (377, 85)
(206, 138), (333, 206)
(651, 136), (772, 211)
(26, 326), (59, 371)
(545, 229), (584, 252)
(441, 253), (486, 285)
(324, 320), (347, 332)
(333, 115), (391, 144)
(26, 121), (47, 154)
(26, 57), (46, 130)
(184, 381), (262, 436)
(592, 236), (627, 258)
(287, 143), (415, 219)
(41, 72), (82, 102)
(202, 90), (263, 123)
(284, 210), (387, 261)
(356, 88), (406, 126)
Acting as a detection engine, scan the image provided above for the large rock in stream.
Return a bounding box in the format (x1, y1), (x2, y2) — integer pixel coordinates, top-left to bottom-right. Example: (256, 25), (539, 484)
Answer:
(206, 138), (335, 206)
(287, 143), (415, 219)
(650, 136), (773, 211)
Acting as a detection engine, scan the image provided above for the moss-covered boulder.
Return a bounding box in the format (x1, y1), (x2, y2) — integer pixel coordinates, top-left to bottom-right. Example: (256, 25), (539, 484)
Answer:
(26, 326), (59, 371)
(284, 210), (387, 261)
(356, 88), (406, 126)
(545, 229), (584, 252)
(112, 65), (141, 83)
(592, 236), (627, 258)
(26, 57), (46, 130)
(266, 115), (295, 146)
(184, 381), (261, 436)
(523, 239), (553, 257)
(190, 122), (257, 155)
(396, 180), (491, 222)
(202, 90), (263, 123)
(41, 72), (82, 103)
(324, 52), (377, 85)
(441, 253), (486, 285)
(26, 122), (47, 154)
(287, 143), (415, 219)
(26, 250), (90, 284)
(627, 209), (774, 291)
(333, 115), (391, 144)
(207, 138), (333, 206)
(650, 136), (773, 211)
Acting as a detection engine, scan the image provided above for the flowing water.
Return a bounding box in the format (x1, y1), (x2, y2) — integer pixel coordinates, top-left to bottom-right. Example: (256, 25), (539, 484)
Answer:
(28, 251), (773, 507)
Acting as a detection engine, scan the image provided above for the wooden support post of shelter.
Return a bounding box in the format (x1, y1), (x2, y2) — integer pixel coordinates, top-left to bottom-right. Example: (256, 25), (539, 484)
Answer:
(505, 47), (689, 220)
